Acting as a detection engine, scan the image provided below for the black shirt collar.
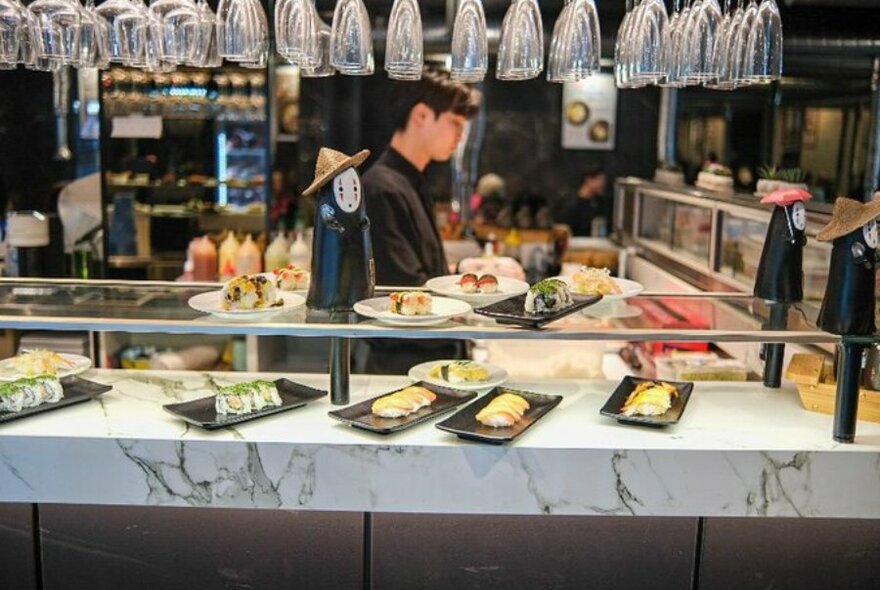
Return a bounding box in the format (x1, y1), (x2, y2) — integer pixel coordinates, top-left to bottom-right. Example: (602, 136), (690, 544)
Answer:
(377, 147), (424, 193)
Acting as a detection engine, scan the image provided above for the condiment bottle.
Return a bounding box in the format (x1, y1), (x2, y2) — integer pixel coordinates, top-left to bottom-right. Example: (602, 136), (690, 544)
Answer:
(235, 234), (261, 275)
(503, 228), (522, 260)
(218, 232), (240, 279)
(264, 233), (290, 273)
(289, 227), (310, 270)
(191, 236), (217, 281)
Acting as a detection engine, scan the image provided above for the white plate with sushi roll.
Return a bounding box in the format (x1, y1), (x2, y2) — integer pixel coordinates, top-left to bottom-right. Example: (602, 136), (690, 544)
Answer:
(188, 290), (305, 320)
(551, 268), (644, 302)
(408, 360), (509, 391)
(425, 274), (529, 307)
(0, 350), (92, 381)
(353, 293), (472, 327)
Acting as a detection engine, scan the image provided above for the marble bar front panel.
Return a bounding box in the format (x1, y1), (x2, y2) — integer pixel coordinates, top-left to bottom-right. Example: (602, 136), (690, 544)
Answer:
(0, 370), (878, 517)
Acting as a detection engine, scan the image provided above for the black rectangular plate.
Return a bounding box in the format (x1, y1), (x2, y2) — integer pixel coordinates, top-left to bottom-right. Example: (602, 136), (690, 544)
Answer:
(473, 293), (602, 328)
(162, 378), (327, 430)
(327, 381), (477, 434)
(435, 387), (563, 444)
(0, 376), (112, 424)
(599, 376), (694, 427)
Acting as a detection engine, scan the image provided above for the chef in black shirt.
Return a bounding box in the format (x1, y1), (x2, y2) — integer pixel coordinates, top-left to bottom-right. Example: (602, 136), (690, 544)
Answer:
(358, 67), (481, 374)
(558, 166), (611, 237)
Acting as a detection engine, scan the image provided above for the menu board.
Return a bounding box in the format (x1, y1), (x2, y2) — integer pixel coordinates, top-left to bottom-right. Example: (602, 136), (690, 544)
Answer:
(561, 74), (618, 151)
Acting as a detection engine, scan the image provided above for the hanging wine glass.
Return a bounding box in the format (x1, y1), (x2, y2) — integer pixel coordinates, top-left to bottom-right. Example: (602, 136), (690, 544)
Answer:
(450, 0), (487, 82)
(730, 0), (758, 85)
(546, 0), (573, 83)
(659, 0), (685, 87)
(385, 0), (423, 80)
(551, 0), (600, 84)
(330, 0), (372, 74)
(496, 0), (543, 81)
(301, 12), (333, 77)
(0, 0), (26, 67)
(682, 0), (722, 84)
(706, 0), (738, 89)
(27, 0), (82, 65)
(746, 0), (781, 82)
(631, 0), (667, 84)
(275, 0), (319, 67)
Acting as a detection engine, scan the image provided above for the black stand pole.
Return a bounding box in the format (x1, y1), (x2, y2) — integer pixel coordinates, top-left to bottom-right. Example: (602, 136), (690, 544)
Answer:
(762, 303), (789, 388)
(834, 342), (864, 443)
(330, 337), (350, 406)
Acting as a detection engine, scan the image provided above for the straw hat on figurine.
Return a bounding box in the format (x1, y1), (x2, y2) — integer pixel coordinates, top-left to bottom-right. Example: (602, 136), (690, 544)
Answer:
(302, 147), (370, 197)
(817, 194), (880, 242)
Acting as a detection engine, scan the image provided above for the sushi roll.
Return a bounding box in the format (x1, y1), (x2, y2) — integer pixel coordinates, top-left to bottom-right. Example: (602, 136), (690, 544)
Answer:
(429, 360), (490, 384)
(476, 274), (498, 294)
(523, 279), (573, 314)
(274, 265), (310, 291)
(250, 380), (282, 410)
(475, 393), (529, 428)
(214, 382), (255, 415)
(221, 275), (280, 311)
(0, 375), (63, 413)
(389, 291), (432, 316)
(458, 273), (479, 294)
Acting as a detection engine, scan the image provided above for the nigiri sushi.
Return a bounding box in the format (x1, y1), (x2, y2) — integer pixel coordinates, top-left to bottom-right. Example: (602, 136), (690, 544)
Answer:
(458, 273), (479, 293)
(476, 274), (498, 294)
(620, 381), (679, 417)
(389, 291), (432, 315)
(274, 264), (310, 291)
(475, 393), (529, 428)
(371, 386), (437, 418)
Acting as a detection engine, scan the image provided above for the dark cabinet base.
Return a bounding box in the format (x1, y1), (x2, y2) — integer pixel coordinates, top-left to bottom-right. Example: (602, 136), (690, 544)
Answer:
(4, 504), (879, 590)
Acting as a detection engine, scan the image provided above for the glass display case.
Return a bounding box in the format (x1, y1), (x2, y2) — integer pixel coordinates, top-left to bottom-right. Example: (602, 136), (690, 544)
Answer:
(617, 178), (836, 305)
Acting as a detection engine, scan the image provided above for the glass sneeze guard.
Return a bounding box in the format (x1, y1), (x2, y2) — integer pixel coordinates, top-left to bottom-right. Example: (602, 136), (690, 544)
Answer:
(0, 278), (838, 343)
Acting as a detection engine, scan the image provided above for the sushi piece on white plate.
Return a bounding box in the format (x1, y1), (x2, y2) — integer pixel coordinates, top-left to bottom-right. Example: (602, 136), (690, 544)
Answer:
(389, 291), (432, 316)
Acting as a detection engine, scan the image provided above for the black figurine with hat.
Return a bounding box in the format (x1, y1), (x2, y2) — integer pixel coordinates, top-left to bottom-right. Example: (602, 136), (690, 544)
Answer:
(753, 187), (812, 388)
(303, 147), (375, 312)
(816, 196), (880, 336)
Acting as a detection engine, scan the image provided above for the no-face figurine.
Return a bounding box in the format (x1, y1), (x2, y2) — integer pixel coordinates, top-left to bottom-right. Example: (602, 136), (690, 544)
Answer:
(754, 188), (812, 303)
(302, 148), (375, 312)
(817, 197), (880, 335)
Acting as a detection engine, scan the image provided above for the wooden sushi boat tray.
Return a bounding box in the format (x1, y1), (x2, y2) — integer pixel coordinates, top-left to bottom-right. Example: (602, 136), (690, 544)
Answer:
(785, 353), (880, 423)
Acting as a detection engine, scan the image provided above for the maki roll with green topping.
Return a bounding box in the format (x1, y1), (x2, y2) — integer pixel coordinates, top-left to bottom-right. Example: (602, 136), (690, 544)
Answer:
(214, 380), (282, 415)
(524, 279), (573, 314)
(0, 375), (63, 413)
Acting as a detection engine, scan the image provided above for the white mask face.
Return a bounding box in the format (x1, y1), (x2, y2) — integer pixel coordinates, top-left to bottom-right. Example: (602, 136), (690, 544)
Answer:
(863, 220), (878, 249)
(791, 202), (806, 231)
(333, 168), (361, 213)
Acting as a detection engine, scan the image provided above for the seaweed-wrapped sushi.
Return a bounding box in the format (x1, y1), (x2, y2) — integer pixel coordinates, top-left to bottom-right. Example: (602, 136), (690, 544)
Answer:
(523, 279), (573, 314)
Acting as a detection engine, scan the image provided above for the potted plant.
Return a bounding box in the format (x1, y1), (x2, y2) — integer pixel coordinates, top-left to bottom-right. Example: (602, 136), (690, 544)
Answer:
(695, 162), (734, 193)
(653, 161), (685, 186)
(756, 165), (809, 197)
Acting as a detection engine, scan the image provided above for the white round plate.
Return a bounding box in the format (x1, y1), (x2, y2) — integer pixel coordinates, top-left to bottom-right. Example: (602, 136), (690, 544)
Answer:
(425, 274), (530, 307)
(0, 352), (92, 381)
(408, 360), (508, 391)
(353, 296), (472, 326)
(551, 275), (644, 302)
(188, 290), (305, 320)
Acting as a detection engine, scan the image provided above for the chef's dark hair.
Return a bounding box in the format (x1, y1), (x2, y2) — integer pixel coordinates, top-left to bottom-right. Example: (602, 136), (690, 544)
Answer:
(389, 67), (482, 131)
(581, 164), (605, 184)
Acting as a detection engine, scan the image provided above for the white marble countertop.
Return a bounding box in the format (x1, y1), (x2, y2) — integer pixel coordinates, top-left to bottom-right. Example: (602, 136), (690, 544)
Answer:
(1, 369), (879, 517)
